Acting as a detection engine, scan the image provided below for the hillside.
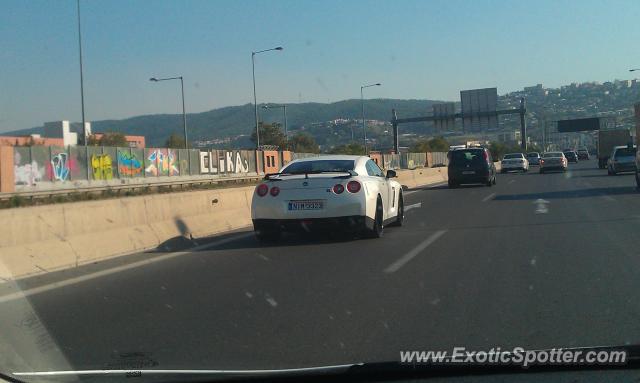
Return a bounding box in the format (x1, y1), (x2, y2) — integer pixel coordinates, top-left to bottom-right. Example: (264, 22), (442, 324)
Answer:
(6, 99), (443, 148)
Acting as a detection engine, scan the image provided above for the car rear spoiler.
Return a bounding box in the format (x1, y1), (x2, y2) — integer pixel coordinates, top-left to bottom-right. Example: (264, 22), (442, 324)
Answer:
(263, 170), (358, 180)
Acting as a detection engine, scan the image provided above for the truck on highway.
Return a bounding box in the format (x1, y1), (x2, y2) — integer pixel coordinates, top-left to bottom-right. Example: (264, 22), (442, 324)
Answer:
(597, 129), (632, 168)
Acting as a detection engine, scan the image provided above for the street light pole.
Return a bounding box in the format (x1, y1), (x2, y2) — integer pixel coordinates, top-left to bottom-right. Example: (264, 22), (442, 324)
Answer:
(361, 83), (381, 153)
(77, 0), (86, 143)
(150, 76), (188, 149)
(252, 46), (283, 149)
(179, 76), (187, 148)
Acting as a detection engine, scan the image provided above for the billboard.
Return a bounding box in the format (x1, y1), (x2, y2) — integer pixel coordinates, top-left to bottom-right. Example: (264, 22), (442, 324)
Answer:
(432, 102), (455, 131)
(460, 88), (498, 132)
(556, 117), (600, 132)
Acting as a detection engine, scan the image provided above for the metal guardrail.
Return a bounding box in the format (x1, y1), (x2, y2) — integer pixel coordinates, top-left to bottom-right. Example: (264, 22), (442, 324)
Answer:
(0, 174), (263, 201)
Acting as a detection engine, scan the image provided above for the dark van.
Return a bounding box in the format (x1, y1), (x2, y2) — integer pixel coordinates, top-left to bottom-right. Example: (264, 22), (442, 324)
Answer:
(447, 147), (497, 188)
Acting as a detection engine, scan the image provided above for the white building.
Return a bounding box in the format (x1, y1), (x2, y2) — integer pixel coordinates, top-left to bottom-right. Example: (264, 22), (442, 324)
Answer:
(43, 121), (92, 146)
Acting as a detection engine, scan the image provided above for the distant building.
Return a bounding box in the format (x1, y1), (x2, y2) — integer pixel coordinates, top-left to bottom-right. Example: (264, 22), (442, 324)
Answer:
(524, 84), (545, 96)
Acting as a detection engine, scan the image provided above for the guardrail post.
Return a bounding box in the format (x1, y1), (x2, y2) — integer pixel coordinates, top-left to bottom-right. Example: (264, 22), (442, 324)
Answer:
(85, 145), (90, 182)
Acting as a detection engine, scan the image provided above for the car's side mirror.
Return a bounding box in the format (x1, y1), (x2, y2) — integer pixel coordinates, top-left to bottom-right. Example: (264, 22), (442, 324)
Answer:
(386, 170), (397, 178)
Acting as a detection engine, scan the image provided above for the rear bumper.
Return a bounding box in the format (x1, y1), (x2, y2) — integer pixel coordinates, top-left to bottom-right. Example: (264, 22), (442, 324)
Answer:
(253, 216), (371, 233)
(611, 164), (636, 173)
(540, 165), (566, 171)
(449, 174), (491, 184)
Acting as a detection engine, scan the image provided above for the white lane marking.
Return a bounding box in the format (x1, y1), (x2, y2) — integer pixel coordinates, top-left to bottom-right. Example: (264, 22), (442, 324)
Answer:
(533, 198), (550, 214)
(265, 297), (278, 307)
(0, 232), (254, 304)
(508, 179), (516, 184)
(383, 230), (447, 274)
(601, 195), (616, 202)
(482, 193), (496, 202)
(404, 202), (422, 212)
(404, 182), (448, 195)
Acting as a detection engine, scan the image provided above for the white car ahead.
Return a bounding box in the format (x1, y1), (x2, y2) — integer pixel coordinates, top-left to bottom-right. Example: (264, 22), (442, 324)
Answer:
(500, 153), (529, 173)
(251, 155), (404, 241)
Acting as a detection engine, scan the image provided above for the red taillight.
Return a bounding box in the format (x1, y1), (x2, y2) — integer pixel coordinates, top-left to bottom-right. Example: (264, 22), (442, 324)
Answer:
(346, 181), (361, 193)
(256, 183), (268, 197)
(332, 184), (344, 194)
(540, 159), (545, 164)
(483, 150), (489, 161)
(269, 186), (280, 197)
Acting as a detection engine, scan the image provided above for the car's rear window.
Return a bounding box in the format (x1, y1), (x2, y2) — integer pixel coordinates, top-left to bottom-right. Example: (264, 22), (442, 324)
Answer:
(543, 152), (564, 158)
(450, 150), (485, 165)
(527, 153), (539, 157)
(282, 160), (355, 174)
(614, 148), (636, 157)
(503, 154), (523, 159)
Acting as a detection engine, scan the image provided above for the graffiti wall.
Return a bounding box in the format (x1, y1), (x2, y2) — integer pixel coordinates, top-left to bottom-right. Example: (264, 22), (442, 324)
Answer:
(145, 148), (179, 176)
(13, 147), (44, 186)
(118, 149), (143, 177)
(91, 153), (113, 180)
(199, 150), (253, 174)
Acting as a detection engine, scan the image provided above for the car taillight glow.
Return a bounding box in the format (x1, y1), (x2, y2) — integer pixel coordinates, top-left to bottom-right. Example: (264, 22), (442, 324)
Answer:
(269, 186), (280, 197)
(346, 181), (361, 193)
(332, 184), (344, 194)
(483, 151), (489, 161)
(256, 183), (269, 197)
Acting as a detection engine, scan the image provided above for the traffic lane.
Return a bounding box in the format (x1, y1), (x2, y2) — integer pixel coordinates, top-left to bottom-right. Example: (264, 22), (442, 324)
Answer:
(7, 165), (635, 371)
(382, 162), (640, 353)
(1, 186), (478, 371)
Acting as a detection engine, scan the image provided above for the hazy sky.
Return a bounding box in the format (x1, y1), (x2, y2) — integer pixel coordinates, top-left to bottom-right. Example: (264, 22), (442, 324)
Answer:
(2, 0), (640, 132)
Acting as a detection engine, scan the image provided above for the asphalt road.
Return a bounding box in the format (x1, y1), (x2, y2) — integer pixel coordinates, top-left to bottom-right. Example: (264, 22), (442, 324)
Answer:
(3, 159), (640, 373)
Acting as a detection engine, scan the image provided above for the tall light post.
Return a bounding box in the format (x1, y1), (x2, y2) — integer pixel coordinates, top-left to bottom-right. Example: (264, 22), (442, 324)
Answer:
(150, 76), (188, 149)
(263, 104), (288, 148)
(252, 46), (283, 149)
(361, 83), (381, 153)
(77, 0), (86, 143)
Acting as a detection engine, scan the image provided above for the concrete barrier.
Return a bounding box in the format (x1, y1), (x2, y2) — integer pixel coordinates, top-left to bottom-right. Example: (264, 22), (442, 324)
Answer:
(0, 185), (255, 281)
(1, 165), (502, 281)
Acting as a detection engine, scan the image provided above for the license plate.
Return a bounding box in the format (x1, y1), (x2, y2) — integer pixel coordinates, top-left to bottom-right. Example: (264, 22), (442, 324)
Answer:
(288, 200), (324, 211)
(462, 171), (476, 175)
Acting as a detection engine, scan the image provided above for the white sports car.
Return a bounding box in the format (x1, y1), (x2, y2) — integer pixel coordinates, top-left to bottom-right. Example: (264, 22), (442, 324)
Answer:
(251, 155), (404, 241)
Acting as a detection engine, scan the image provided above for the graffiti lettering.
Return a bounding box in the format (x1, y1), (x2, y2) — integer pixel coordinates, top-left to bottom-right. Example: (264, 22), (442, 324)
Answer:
(14, 151), (44, 186)
(50, 153), (70, 181)
(117, 151), (142, 177)
(200, 151), (250, 174)
(145, 149), (179, 176)
(91, 154), (113, 180)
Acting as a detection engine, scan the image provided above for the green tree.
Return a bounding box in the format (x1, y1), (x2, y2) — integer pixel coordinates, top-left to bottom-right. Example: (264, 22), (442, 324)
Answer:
(88, 132), (128, 147)
(164, 133), (189, 148)
(288, 133), (320, 153)
(410, 137), (450, 152)
(250, 122), (286, 149)
(86, 134), (101, 146)
(329, 143), (365, 155)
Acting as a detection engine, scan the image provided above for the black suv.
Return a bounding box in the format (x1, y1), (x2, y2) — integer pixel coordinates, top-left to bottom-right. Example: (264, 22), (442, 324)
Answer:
(563, 150), (579, 163)
(447, 147), (497, 188)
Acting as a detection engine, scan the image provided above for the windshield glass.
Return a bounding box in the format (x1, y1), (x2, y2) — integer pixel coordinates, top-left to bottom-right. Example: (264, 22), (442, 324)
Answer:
(450, 150), (484, 165)
(503, 154), (523, 159)
(4, 0), (640, 380)
(282, 159), (355, 173)
(614, 148), (636, 158)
